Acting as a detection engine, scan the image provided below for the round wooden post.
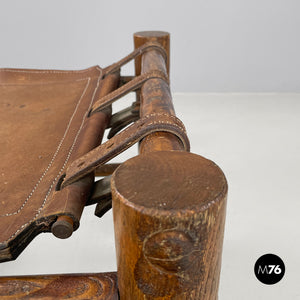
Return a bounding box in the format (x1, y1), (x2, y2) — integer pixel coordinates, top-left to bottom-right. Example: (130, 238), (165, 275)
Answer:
(112, 151), (227, 299)
(112, 31), (228, 299)
(134, 31), (170, 76)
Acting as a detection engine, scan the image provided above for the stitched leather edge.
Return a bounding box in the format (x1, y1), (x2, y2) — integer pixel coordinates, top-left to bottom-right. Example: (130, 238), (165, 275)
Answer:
(62, 113), (190, 188)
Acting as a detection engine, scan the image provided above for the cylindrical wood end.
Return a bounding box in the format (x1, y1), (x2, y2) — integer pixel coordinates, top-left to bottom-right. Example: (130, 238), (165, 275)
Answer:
(134, 31), (170, 76)
(112, 151), (227, 299)
(51, 215), (74, 239)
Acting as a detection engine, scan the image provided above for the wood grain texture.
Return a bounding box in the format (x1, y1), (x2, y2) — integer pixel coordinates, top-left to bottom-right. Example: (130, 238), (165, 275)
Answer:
(111, 31), (228, 299)
(0, 272), (118, 299)
(112, 151), (227, 299)
(135, 32), (183, 154)
(134, 31), (170, 77)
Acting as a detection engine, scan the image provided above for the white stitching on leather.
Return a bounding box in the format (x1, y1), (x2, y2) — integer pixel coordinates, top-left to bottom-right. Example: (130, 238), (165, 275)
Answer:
(0, 66), (98, 74)
(2, 68), (103, 243)
(70, 113), (187, 164)
(0, 78), (91, 217)
(0, 78), (90, 86)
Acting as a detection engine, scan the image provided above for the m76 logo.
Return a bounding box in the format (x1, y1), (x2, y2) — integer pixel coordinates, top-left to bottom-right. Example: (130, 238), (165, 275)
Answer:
(257, 265), (282, 275)
(254, 254), (285, 284)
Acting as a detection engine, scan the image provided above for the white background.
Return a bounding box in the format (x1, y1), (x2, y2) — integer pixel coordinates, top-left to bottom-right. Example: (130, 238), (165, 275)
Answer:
(0, 1), (300, 299)
(0, 0), (299, 92)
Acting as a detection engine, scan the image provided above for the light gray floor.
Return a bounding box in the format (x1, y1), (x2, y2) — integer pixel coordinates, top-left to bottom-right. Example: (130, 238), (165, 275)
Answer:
(1, 93), (299, 299)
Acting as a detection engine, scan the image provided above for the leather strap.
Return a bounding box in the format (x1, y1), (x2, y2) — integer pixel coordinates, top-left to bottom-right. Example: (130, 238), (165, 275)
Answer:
(90, 70), (168, 115)
(103, 42), (167, 76)
(61, 113), (190, 188)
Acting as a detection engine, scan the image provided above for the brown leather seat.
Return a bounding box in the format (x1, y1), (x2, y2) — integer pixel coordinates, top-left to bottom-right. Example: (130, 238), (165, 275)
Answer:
(0, 66), (114, 262)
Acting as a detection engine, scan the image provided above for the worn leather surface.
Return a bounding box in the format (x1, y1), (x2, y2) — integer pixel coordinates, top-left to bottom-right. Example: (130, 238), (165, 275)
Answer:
(62, 113), (190, 188)
(0, 43), (171, 263)
(0, 66), (115, 262)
